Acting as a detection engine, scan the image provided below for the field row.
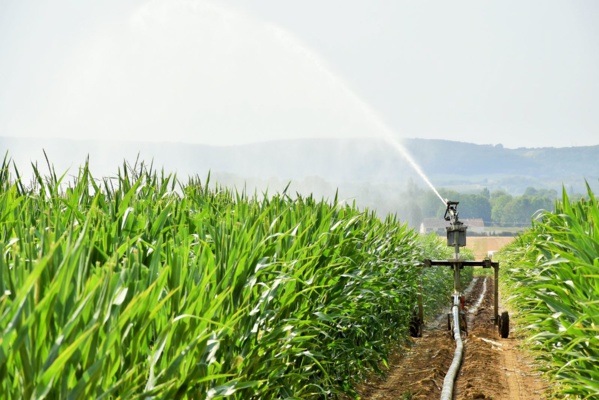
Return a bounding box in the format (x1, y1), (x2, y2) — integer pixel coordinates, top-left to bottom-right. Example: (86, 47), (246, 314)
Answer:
(0, 160), (468, 399)
(500, 186), (599, 398)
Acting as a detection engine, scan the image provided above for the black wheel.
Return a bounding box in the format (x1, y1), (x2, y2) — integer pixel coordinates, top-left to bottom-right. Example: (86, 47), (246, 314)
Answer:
(459, 312), (468, 336)
(499, 311), (510, 338)
(447, 313), (451, 331)
(409, 308), (423, 337)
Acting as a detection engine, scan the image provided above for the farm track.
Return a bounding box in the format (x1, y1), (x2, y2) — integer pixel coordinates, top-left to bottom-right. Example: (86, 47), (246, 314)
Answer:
(357, 277), (547, 400)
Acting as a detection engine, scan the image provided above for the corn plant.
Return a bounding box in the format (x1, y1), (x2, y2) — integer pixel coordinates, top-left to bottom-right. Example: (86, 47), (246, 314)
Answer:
(500, 184), (599, 398)
(0, 156), (461, 399)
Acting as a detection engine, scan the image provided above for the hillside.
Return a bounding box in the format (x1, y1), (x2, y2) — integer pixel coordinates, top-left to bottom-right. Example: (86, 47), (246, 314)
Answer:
(2, 136), (598, 197)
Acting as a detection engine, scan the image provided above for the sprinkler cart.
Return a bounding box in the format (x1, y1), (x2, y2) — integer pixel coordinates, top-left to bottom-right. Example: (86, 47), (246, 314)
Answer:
(410, 200), (510, 339)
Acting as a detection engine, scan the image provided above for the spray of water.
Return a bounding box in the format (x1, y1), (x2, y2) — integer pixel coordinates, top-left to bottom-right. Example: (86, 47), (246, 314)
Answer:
(135, 1), (446, 206)
(382, 136), (448, 206)
(273, 26), (447, 206)
(12, 0), (447, 207)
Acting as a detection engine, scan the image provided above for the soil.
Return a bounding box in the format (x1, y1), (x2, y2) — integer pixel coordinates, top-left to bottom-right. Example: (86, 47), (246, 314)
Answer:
(465, 237), (516, 260)
(356, 277), (548, 400)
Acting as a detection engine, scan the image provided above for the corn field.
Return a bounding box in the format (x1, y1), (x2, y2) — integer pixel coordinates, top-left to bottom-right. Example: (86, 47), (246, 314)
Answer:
(0, 156), (465, 399)
(500, 185), (599, 399)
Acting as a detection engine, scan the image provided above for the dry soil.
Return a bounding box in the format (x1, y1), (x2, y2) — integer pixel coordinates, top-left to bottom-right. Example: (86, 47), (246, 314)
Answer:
(356, 277), (547, 400)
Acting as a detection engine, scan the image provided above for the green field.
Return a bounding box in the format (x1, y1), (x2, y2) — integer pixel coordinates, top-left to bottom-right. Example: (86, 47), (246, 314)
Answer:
(0, 158), (470, 399)
(500, 185), (599, 398)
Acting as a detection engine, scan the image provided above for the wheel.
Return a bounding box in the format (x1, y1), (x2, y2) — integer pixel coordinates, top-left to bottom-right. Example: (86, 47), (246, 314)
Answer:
(459, 312), (468, 336)
(499, 311), (509, 338)
(447, 313), (451, 331)
(409, 307), (423, 337)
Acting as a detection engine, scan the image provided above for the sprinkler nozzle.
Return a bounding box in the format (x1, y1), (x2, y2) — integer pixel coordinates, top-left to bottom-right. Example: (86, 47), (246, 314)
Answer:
(444, 200), (460, 222)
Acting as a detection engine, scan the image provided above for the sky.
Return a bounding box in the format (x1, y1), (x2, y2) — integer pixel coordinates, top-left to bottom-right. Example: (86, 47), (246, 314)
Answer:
(1, 0), (598, 149)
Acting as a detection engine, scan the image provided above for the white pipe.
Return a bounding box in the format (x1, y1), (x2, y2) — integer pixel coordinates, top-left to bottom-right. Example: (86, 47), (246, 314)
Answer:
(440, 294), (464, 400)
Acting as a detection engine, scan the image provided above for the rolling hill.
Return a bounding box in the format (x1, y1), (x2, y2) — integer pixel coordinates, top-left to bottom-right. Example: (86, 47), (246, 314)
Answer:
(2, 136), (598, 198)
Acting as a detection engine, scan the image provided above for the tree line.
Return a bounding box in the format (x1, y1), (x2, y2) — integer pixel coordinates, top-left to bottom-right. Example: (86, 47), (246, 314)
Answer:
(396, 183), (562, 230)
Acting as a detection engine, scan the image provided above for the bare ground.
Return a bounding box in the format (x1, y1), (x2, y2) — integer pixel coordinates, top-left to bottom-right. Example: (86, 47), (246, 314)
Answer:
(465, 237), (516, 260)
(356, 277), (548, 400)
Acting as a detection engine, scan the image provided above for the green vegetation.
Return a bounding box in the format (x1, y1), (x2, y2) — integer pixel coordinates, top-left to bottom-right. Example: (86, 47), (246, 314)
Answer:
(0, 157), (466, 399)
(500, 185), (599, 398)
(398, 183), (558, 230)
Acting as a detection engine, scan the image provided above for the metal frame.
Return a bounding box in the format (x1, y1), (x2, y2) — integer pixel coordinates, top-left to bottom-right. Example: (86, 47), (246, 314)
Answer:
(413, 200), (509, 398)
(421, 259), (500, 326)
(412, 200), (507, 338)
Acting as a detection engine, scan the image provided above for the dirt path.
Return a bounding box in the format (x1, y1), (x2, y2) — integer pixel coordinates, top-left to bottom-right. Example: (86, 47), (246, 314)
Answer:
(466, 237), (516, 260)
(357, 277), (547, 400)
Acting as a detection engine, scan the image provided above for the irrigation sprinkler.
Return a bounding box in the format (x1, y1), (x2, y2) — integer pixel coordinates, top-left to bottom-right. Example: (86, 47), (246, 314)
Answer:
(410, 200), (510, 399)
(410, 201), (510, 339)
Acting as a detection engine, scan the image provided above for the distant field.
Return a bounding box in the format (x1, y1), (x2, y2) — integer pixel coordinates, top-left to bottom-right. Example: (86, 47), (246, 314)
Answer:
(466, 236), (516, 259)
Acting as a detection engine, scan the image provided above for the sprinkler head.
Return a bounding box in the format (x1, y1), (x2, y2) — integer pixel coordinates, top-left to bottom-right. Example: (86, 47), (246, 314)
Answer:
(444, 200), (460, 222)
(444, 200), (467, 248)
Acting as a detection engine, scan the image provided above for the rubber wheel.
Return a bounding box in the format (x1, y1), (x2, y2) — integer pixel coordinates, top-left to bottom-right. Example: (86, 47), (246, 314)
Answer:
(447, 314), (451, 331)
(460, 312), (468, 336)
(409, 308), (423, 337)
(499, 311), (510, 338)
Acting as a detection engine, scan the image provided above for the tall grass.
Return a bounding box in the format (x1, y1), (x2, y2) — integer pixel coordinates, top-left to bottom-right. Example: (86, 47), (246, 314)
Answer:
(0, 156), (463, 399)
(500, 184), (599, 398)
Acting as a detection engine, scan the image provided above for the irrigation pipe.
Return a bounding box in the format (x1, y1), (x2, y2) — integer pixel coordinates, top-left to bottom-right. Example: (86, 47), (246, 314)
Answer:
(440, 295), (464, 400)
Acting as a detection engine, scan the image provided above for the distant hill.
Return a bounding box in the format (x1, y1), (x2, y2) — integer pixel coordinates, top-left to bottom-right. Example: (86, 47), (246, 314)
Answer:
(404, 139), (599, 177)
(401, 139), (599, 193)
(2, 136), (598, 198)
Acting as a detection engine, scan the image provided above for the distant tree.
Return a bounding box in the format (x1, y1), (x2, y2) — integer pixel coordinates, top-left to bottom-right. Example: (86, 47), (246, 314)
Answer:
(523, 187), (558, 199)
(481, 187), (491, 200)
(491, 189), (510, 200)
(498, 195), (553, 227)
(457, 194), (492, 224)
(405, 201), (423, 229)
(439, 189), (460, 203)
(490, 191), (513, 226)
(421, 191), (446, 218)
(523, 187), (539, 197)
(405, 178), (425, 198)
(402, 186), (558, 229)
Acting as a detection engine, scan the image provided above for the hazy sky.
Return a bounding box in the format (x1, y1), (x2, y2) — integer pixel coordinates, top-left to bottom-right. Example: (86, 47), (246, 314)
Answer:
(1, 0), (598, 148)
